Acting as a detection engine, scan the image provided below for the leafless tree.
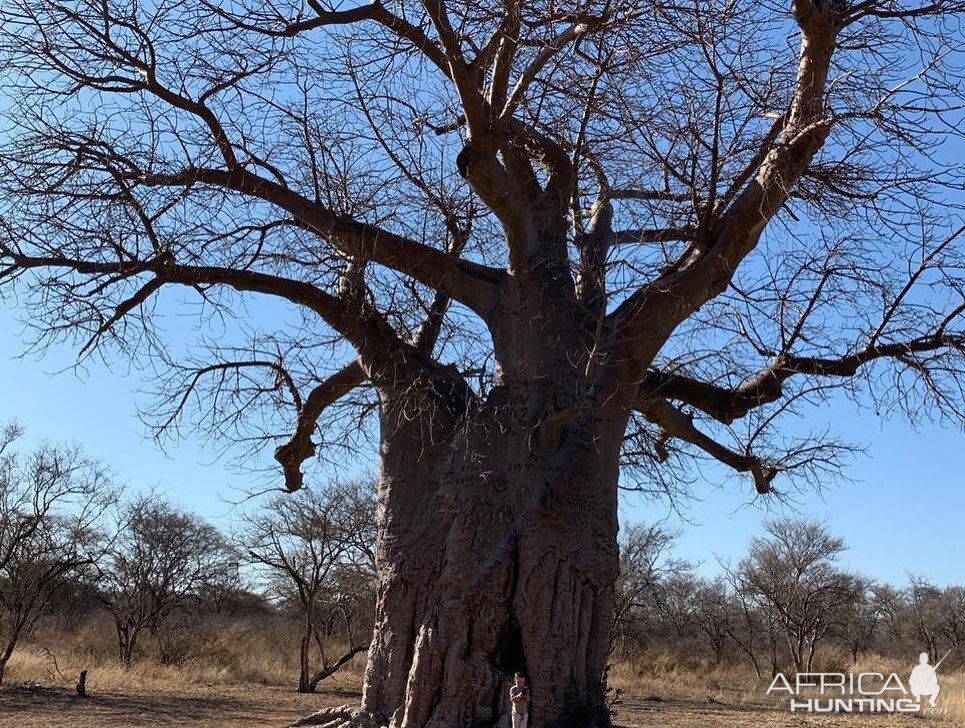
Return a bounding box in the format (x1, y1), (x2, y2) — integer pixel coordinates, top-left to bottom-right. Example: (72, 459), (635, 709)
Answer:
(98, 496), (236, 666)
(835, 578), (884, 663)
(875, 583), (910, 643)
(937, 586), (965, 651)
(0, 0), (963, 723)
(735, 519), (863, 673)
(689, 578), (733, 664)
(831, 577), (886, 663)
(243, 479), (376, 693)
(198, 563), (258, 618)
(850, 578), (965, 664)
(699, 563), (786, 678)
(0, 425), (114, 685)
(906, 574), (948, 660)
(610, 523), (686, 655)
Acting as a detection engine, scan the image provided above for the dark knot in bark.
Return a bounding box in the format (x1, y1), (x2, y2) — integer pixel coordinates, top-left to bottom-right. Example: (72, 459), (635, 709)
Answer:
(817, 0), (849, 12)
(795, 0), (849, 31)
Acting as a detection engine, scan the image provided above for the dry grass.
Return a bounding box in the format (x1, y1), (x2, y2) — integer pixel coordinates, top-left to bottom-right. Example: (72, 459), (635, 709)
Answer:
(5, 644), (363, 695)
(607, 649), (965, 724)
(1, 626), (369, 728)
(606, 653), (768, 707)
(4, 617), (367, 694)
(3, 635), (964, 727)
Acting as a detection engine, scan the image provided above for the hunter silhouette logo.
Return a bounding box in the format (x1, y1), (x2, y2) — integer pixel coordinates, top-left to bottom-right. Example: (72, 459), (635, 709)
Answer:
(767, 649), (954, 715)
(909, 650), (950, 708)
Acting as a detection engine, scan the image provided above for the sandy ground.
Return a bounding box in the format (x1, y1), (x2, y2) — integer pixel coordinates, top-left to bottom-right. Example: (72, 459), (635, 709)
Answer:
(617, 693), (950, 727)
(0, 683), (345, 728)
(2, 682), (959, 728)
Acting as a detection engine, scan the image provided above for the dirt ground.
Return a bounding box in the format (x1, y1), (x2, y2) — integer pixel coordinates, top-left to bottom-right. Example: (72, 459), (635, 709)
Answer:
(1, 682), (958, 728)
(0, 682), (336, 728)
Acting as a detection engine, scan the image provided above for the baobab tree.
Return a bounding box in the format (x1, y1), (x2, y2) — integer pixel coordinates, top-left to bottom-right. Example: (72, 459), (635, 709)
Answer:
(0, 0), (963, 725)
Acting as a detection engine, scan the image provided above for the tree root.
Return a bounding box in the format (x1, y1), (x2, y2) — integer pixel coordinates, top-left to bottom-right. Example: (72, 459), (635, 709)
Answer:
(290, 705), (387, 728)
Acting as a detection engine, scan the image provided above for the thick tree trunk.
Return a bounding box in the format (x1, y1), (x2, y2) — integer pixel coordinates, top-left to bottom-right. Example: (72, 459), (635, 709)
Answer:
(301, 271), (626, 727)
(356, 377), (622, 728)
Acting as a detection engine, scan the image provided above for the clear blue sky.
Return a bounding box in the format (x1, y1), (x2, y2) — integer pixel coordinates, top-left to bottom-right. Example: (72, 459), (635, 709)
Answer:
(2, 300), (962, 588)
(624, 401), (965, 587)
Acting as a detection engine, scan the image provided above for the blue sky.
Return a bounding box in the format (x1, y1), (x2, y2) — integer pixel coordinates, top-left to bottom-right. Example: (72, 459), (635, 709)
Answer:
(0, 1), (961, 590)
(626, 405), (965, 587)
(2, 300), (962, 588)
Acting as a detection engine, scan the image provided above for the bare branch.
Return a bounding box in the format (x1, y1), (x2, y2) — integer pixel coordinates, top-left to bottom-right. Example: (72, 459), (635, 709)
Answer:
(140, 165), (503, 321)
(636, 398), (777, 494)
(643, 331), (965, 425)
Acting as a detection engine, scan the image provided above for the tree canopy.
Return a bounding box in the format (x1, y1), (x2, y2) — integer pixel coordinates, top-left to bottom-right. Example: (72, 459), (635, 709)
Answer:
(0, 0), (962, 498)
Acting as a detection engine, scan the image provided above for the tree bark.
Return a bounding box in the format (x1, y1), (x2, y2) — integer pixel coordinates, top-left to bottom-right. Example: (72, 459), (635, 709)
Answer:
(299, 615), (314, 693)
(115, 622), (139, 667)
(358, 420), (620, 727)
(349, 290), (625, 728)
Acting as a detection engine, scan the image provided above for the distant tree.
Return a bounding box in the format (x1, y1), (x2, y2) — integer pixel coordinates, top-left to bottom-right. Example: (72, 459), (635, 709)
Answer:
(98, 497), (235, 666)
(243, 479), (376, 693)
(0, 425), (114, 685)
(199, 564), (261, 618)
(689, 578), (732, 664)
(937, 586), (965, 651)
(700, 565), (783, 678)
(611, 523), (685, 656)
(43, 570), (103, 635)
(874, 583), (910, 644)
(836, 579), (884, 663)
(907, 575), (944, 661)
(656, 572), (701, 638)
(736, 519), (862, 673)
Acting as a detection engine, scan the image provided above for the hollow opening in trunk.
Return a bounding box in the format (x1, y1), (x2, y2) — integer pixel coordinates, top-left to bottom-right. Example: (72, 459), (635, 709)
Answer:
(490, 618), (526, 722)
(492, 618), (526, 676)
